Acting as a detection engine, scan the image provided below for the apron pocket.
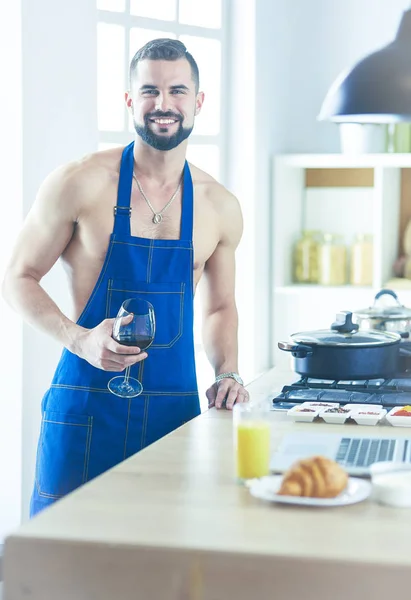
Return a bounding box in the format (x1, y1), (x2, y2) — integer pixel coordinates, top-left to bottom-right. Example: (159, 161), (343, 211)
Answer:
(142, 394), (201, 448)
(35, 411), (93, 499)
(106, 280), (185, 349)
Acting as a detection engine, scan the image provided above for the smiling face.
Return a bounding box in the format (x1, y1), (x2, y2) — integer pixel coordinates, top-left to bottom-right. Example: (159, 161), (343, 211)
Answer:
(126, 58), (204, 151)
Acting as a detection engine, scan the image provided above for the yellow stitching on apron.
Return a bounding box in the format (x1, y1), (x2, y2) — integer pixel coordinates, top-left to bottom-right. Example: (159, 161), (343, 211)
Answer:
(83, 416), (93, 482)
(141, 395), (150, 449)
(123, 398), (132, 460)
(34, 416), (46, 497)
(50, 383), (198, 395)
(82, 418), (91, 483)
(132, 391), (198, 396)
(77, 240), (115, 325)
(147, 239), (154, 283)
(84, 417), (93, 482)
(113, 241), (191, 250)
(137, 360), (147, 448)
(110, 289), (183, 294)
(42, 420), (89, 426)
(50, 384), (111, 393)
(38, 490), (63, 499)
(113, 241), (153, 249)
(106, 278), (113, 318)
(106, 278), (114, 318)
(138, 357), (148, 449)
(190, 247), (194, 297)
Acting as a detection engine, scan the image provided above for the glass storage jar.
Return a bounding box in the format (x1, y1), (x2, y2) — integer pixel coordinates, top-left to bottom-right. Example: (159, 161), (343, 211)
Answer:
(318, 233), (347, 286)
(350, 233), (373, 286)
(293, 230), (320, 284)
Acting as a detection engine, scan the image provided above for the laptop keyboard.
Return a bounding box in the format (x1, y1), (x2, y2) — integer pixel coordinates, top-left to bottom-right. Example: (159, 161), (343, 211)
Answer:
(336, 437), (411, 468)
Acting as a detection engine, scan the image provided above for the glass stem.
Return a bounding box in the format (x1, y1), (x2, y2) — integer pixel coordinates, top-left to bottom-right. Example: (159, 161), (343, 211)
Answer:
(123, 366), (131, 386)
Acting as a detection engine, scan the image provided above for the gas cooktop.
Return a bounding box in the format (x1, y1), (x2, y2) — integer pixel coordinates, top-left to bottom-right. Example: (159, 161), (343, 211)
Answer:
(272, 376), (411, 410)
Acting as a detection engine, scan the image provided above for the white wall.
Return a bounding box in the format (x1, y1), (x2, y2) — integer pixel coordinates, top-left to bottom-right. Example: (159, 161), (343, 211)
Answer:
(5, 0), (98, 527)
(226, 1), (257, 382)
(257, 0), (411, 155)
(0, 0), (23, 541)
(253, 0), (411, 369)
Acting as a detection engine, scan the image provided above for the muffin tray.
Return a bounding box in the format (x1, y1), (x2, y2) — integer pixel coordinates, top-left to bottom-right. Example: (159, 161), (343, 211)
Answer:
(287, 402), (411, 427)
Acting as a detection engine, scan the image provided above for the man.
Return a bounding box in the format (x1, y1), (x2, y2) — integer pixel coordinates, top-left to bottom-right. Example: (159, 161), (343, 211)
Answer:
(2, 38), (248, 516)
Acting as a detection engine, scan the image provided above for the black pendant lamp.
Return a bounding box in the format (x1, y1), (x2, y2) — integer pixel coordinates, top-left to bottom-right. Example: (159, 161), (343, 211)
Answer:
(318, 8), (411, 123)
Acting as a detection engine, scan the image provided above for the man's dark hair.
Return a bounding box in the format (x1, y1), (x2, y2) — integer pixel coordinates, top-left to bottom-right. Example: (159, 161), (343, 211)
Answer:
(129, 38), (200, 92)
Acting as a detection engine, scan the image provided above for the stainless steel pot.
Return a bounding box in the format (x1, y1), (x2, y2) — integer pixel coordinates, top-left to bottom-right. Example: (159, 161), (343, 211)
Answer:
(278, 311), (401, 380)
(353, 289), (411, 338)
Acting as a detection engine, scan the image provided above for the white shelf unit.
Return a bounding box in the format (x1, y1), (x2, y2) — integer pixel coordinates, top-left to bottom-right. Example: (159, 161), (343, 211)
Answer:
(271, 153), (411, 368)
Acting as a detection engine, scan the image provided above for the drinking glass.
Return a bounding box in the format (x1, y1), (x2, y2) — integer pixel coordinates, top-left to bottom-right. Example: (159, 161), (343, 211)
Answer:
(233, 400), (271, 481)
(107, 298), (155, 398)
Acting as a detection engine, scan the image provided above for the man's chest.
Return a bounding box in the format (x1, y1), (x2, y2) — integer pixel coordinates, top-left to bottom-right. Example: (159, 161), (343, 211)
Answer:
(76, 185), (219, 270)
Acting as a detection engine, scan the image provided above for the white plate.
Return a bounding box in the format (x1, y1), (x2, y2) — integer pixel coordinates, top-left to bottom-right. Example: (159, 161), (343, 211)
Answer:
(287, 405), (320, 422)
(351, 409), (387, 426)
(344, 403), (382, 412)
(386, 406), (411, 428)
(246, 475), (372, 507)
(319, 407), (352, 424)
(301, 401), (339, 409)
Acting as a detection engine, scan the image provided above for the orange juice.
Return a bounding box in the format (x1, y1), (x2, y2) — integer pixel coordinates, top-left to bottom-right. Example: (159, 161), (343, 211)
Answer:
(235, 420), (270, 480)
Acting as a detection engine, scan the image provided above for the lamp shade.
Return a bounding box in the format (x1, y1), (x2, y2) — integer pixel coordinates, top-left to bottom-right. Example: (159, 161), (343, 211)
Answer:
(318, 9), (411, 123)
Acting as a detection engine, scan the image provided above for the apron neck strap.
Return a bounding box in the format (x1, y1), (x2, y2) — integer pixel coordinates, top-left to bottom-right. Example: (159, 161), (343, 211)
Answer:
(113, 142), (134, 237)
(180, 161), (194, 241)
(114, 142), (194, 241)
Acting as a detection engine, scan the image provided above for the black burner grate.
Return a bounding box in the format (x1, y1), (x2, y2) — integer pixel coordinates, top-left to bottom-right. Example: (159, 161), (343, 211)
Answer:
(273, 376), (411, 409)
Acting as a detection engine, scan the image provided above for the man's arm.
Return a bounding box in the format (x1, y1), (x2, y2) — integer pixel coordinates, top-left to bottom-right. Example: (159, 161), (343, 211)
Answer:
(3, 164), (83, 347)
(200, 188), (246, 409)
(2, 163), (146, 371)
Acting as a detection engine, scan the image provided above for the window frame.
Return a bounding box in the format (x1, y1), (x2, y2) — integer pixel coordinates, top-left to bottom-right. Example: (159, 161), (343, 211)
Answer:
(97, 0), (230, 184)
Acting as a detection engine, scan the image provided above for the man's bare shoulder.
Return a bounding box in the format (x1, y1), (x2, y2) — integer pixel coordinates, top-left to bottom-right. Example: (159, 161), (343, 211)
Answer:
(190, 162), (238, 208)
(189, 162), (243, 246)
(64, 146), (124, 189)
(38, 147), (125, 218)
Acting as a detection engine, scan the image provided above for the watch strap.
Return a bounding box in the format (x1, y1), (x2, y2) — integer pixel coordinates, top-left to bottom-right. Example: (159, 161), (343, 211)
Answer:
(215, 372), (243, 385)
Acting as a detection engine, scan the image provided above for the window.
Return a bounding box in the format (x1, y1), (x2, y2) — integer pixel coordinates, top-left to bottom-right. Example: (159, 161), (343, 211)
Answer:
(97, 1), (228, 407)
(97, 0), (227, 181)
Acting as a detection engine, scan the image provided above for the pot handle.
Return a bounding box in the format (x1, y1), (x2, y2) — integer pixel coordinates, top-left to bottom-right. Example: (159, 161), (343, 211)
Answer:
(374, 289), (402, 306)
(278, 342), (314, 358)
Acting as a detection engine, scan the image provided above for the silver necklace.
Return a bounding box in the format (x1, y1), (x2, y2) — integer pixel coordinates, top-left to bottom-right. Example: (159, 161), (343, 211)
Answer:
(133, 171), (181, 224)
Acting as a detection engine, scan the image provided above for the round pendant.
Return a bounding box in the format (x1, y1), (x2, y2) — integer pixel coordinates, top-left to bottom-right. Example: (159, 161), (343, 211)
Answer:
(153, 213), (162, 224)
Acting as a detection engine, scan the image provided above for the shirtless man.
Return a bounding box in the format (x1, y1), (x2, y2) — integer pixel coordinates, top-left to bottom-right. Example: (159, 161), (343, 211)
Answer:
(2, 38), (248, 516)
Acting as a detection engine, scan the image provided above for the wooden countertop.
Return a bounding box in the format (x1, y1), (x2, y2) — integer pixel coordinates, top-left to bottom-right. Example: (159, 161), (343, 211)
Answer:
(3, 369), (411, 600)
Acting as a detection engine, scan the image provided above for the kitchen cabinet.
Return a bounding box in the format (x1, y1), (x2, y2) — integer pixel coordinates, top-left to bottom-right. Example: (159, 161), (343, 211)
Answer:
(271, 153), (411, 367)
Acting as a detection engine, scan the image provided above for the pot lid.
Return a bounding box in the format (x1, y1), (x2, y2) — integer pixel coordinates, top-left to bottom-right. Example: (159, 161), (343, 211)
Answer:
(291, 311), (401, 347)
(354, 289), (411, 320)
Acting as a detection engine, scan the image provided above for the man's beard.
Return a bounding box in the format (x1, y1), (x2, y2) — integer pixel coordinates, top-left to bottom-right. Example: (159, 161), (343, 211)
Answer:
(134, 111), (194, 151)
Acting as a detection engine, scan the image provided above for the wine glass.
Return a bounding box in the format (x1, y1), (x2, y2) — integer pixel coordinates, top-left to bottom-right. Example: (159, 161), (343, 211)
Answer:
(107, 298), (155, 398)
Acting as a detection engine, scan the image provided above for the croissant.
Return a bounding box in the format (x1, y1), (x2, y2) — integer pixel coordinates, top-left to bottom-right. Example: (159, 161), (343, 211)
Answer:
(277, 456), (348, 498)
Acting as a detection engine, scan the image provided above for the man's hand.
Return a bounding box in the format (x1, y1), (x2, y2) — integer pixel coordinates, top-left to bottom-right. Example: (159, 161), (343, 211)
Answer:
(206, 377), (249, 411)
(72, 314), (148, 371)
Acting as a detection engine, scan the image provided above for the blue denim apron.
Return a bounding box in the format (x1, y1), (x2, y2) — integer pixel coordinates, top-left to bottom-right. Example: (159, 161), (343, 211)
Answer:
(30, 142), (200, 516)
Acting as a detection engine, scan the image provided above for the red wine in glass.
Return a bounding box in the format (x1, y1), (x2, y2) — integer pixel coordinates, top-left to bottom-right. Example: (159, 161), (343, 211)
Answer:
(113, 334), (154, 349)
(108, 298), (155, 398)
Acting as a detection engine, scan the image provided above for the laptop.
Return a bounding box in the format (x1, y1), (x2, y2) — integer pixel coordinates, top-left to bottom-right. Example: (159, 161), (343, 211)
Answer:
(270, 432), (411, 476)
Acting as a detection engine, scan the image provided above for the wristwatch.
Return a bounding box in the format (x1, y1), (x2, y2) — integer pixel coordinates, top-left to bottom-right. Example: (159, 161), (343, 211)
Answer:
(215, 372), (244, 386)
